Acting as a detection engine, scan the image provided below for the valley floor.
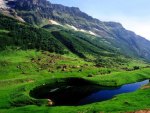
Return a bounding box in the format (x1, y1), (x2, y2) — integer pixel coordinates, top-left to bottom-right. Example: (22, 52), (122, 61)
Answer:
(0, 50), (150, 113)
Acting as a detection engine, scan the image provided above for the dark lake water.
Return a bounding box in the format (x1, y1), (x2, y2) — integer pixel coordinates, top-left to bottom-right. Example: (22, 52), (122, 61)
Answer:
(30, 78), (149, 106)
(78, 79), (149, 105)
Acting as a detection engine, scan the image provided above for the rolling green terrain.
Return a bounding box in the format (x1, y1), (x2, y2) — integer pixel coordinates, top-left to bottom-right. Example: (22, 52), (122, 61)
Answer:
(0, 14), (150, 113)
(0, 49), (150, 113)
(6, 0), (150, 61)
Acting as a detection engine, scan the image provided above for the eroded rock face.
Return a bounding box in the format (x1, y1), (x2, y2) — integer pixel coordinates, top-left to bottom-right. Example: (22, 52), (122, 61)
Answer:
(0, 0), (17, 9)
(12, 0), (48, 10)
(0, 0), (25, 22)
(0, 0), (7, 9)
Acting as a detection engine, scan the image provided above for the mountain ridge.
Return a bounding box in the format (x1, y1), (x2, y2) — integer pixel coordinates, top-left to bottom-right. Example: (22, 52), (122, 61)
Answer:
(1, 0), (150, 61)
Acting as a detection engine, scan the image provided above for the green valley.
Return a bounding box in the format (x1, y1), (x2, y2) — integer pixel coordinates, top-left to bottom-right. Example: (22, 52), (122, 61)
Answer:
(0, 0), (150, 113)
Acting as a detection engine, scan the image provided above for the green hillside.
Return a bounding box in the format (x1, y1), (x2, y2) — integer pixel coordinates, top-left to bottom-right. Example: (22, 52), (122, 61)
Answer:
(7, 0), (150, 61)
(0, 14), (133, 67)
(0, 14), (67, 54)
(0, 14), (150, 113)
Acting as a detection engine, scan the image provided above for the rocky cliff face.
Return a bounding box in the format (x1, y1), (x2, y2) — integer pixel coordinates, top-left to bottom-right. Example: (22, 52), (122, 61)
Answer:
(1, 0), (150, 61)
(6, 0), (106, 31)
(0, 0), (25, 22)
(0, 0), (7, 8)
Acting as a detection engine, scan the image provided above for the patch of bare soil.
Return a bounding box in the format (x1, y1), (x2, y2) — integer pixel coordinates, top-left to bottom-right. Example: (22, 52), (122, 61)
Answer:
(141, 84), (150, 89)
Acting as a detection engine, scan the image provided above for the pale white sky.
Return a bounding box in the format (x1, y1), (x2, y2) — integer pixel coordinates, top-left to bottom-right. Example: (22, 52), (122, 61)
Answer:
(50, 0), (150, 40)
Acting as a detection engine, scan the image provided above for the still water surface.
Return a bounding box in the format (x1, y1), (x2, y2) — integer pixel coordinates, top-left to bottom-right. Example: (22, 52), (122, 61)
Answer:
(78, 80), (149, 105)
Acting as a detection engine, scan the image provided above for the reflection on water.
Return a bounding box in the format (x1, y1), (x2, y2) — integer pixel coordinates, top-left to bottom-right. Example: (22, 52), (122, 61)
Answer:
(30, 78), (149, 106)
(79, 80), (149, 105)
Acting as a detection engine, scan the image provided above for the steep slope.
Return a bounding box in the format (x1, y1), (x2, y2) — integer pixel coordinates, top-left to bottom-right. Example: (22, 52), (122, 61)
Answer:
(0, 14), (133, 68)
(0, 14), (66, 54)
(104, 22), (150, 60)
(1, 0), (150, 61)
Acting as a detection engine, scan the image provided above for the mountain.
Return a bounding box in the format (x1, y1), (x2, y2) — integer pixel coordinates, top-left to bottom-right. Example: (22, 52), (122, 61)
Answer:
(0, 0), (150, 61)
(1, 13), (134, 69)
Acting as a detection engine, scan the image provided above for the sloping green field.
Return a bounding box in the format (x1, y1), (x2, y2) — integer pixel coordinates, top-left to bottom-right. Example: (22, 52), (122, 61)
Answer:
(0, 49), (150, 113)
(0, 14), (150, 113)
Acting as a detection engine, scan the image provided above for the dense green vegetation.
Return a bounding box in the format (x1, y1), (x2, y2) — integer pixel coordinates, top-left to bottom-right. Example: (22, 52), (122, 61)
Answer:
(11, 0), (150, 61)
(0, 49), (150, 113)
(0, 14), (134, 67)
(0, 14), (115, 57)
(45, 25), (132, 67)
(0, 14), (150, 113)
(0, 14), (66, 54)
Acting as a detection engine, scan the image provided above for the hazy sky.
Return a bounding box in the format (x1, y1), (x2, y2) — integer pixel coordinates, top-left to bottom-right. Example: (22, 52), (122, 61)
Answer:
(50, 0), (150, 40)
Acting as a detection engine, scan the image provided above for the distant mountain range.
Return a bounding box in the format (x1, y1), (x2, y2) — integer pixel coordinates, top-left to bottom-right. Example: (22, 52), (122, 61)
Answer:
(0, 0), (150, 61)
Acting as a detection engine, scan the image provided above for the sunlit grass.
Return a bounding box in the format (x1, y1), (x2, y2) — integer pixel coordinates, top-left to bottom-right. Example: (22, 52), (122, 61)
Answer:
(0, 49), (150, 113)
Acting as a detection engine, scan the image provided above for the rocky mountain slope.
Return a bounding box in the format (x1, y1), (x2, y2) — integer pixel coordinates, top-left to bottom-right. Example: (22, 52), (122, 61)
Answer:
(1, 0), (150, 61)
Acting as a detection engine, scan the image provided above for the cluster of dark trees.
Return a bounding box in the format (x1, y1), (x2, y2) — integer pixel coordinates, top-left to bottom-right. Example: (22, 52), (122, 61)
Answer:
(0, 14), (66, 54)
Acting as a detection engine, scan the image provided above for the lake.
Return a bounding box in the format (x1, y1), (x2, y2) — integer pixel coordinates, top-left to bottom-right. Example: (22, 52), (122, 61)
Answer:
(30, 78), (149, 106)
(79, 79), (149, 105)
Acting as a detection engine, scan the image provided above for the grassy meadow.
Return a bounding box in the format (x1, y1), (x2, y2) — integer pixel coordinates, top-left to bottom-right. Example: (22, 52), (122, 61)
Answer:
(0, 14), (150, 113)
(0, 49), (150, 113)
